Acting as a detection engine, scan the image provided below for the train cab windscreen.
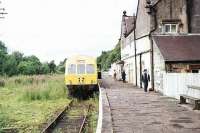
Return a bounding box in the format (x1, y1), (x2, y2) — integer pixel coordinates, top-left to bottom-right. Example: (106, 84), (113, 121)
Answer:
(77, 64), (85, 74)
(86, 64), (95, 74)
(68, 64), (76, 74)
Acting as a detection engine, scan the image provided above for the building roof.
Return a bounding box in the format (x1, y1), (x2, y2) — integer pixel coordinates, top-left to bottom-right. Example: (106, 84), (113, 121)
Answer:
(124, 16), (135, 37)
(153, 35), (200, 62)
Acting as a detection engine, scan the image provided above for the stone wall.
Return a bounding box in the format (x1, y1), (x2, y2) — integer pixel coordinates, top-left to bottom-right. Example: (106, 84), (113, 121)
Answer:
(135, 0), (151, 39)
(153, 39), (165, 92)
(188, 0), (200, 33)
(121, 32), (135, 60)
(153, 0), (188, 34)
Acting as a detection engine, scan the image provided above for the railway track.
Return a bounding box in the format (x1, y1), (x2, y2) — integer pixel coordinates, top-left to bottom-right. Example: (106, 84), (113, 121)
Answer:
(42, 100), (92, 133)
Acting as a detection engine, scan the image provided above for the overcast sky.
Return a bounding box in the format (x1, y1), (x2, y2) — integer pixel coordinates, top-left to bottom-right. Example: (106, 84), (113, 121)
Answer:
(0, 0), (138, 64)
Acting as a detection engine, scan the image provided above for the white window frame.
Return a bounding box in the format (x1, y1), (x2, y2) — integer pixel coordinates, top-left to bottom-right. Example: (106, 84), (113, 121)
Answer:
(162, 24), (178, 34)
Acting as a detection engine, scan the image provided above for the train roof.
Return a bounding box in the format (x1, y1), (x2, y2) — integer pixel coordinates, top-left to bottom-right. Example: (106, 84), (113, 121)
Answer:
(66, 55), (96, 64)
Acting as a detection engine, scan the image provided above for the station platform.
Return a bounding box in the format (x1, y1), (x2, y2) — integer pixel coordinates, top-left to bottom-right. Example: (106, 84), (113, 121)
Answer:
(98, 75), (200, 133)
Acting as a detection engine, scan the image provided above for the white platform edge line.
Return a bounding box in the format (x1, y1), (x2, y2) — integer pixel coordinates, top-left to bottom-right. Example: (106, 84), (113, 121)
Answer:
(96, 84), (103, 133)
(105, 89), (114, 133)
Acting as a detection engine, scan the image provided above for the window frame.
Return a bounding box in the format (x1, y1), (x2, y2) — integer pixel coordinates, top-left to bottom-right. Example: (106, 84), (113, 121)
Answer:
(162, 23), (178, 34)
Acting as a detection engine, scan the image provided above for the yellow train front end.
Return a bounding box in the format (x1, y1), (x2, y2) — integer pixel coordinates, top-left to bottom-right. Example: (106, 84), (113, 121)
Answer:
(65, 55), (98, 96)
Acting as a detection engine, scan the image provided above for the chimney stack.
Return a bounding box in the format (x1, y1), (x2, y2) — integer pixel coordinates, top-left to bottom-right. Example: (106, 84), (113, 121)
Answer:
(123, 10), (127, 16)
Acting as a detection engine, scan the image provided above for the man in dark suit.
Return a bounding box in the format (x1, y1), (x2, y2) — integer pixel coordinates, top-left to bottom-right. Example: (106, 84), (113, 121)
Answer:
(122, 70), (126, 83)
(141, 69), (150, 92)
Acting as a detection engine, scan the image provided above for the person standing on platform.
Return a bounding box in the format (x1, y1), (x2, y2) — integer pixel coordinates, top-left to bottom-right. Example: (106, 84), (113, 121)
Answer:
(141, 69), (150, 92)
(122, 70), (126, 83)
(113, 70), (117, 80)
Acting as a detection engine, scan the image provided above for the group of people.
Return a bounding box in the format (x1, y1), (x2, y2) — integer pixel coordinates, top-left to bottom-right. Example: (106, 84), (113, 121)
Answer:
(113, 69), (150, 92)
(113, 70), (126, 83)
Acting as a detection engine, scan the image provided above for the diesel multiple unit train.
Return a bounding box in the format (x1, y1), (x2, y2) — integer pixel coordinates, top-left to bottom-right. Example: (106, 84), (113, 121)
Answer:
(65, 55), (100, 96)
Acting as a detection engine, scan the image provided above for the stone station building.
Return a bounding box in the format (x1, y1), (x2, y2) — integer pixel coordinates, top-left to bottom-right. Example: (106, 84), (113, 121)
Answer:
(119, 0), (200, 94)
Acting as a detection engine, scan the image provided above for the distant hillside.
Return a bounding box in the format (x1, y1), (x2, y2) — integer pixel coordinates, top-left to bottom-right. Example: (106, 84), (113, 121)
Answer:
(97, 41), (121, 71)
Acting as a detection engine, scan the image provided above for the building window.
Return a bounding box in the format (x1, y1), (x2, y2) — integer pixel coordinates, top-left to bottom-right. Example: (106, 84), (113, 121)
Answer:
(163, 24), (178, 33)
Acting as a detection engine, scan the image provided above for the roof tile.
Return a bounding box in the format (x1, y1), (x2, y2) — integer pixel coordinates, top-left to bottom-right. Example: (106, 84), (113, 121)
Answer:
(153, 35), (200, 62)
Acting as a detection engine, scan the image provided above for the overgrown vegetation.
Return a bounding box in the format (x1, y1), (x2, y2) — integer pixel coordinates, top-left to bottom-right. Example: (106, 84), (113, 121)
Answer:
(0, 41), (66, 76)
(97, 40), (121, 71)
(84, 94), (99, 133)
(56, 58), (67, 74)
(0, 40), (100, 132)
(0, 74), (70, 132)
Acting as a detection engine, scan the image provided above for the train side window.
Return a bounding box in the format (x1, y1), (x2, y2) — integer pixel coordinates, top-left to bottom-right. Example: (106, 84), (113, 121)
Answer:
(68, 64), (76, 74)
(86, 64), (95, 74)
(77, 64), (85, 74)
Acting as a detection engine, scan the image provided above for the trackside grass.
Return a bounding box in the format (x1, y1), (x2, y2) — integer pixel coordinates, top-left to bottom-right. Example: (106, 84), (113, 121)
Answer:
(84, 94), (99, 133)
(0, 74), (70, 132)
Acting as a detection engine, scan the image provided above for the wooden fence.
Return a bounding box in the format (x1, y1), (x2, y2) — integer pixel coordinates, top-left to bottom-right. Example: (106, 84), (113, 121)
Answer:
(157, 73), (200, 99)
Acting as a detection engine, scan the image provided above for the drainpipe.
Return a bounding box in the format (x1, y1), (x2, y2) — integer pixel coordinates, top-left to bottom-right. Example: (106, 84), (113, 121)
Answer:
(145, 0), (160, 91)
(134, 23), (137, 87)
(139, 54), (142, 88)
(186, 0), (191, 33)
(149, 13), (157, 91)
(149, 35), (155, 91)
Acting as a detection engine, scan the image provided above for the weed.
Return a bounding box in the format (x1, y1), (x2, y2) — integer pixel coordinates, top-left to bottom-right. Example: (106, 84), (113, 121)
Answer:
(0, 107), (9, 129)
(25, 77), (34, 85)
(14, 78), (22, 84)
(0, 74), (70, 131)
(0, 80), (5, 87)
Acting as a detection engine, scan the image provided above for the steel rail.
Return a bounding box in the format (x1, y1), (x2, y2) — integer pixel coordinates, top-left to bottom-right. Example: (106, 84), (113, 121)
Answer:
(78, 104), (92, 133)
(41, 100), (74, 133)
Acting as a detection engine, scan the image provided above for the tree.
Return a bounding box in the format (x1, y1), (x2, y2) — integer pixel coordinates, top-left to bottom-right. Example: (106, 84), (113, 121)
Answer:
(18, 61), (38, 75)
(0, 41), (59, 76)
(0, 41), (7, 75)
(17, 56), (42, 75)
(4, 55), (18, 76)
(48, 60), (56, 73)
(12, 51), (23, 65)
(40, 63), (50, 74)
(57, 58), (67, 73)
(0, 41), (7, 54)
(22, 55), (41, 74)
(97, 41), (121, 71)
